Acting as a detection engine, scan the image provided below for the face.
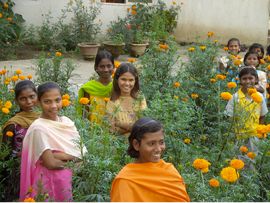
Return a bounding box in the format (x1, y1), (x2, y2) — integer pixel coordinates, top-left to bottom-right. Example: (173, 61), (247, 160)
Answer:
(228, 41), (240, 55)
(95, 58), (114, 79)
(240, 73), (257, 90)
(133, 129), (165, 163)
(245, 54), (259, 67)
(118, 72), (136, 96)
(39, 88), (62, 121)
(16, 88), (38, 112)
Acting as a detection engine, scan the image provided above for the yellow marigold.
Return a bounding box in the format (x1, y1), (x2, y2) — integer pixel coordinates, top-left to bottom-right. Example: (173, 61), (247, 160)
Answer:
(233, 59), (242, 66)
(220, 92), (232, 101)
(62, 99), (70, 107)
(247, 152), (256, 159)
(62, 94), (70, 100)
(191, 93), (199, 99)
(223, 46), (229, 51)
(128, 58), (136, 63)
(4, 80), (10, 85)
(10, 89), (14, 93)
(251, 92), (262, 103)
(227, 82), (237, 89)
(173, 82), (181, 88)
(174, 95), (179, 99)
(239, 145), (248, 153)
(216, 74), (226, 80)
(2, 69), (7, 74)
(193, 158), (211, 170)
(2, 107), (10, 114)
(55, 51), (62, 57)
(202, 167), (209, 173)
(210, 78), (216, 83)
(159, 44), (169, 50)
(0, 13), (3, 18)
(131, 5), (136, 10)
(220, 166), (239, 183)
(6, 17), (12, 22)
(6, 131), (14, 137)
(247, 87), (257, 95)
(265, 55), (270, 62)
(11, 75), (19, 82)
(184, 138), (191, 144)
(207, 31), (214, 37)
(19, 75), (26, 80)
(131, 10), (137, 15)
(15, 69), (22, 75)
(209, 178), (220, 187)
(3, 3), (8, 9)
(182, 97), (188, 102)
(188, 47), (195, 52)
(214, 40), (218, 43)
(79, 97), (90, 105)
(104, 97), (110, 102)
(114, 60), (121, 69)
(200, 46), (206, 51)
(266, 65), (270, 71)
(230, 159), (245, 170)
(4, 101), (12, 109)
(23, 197), (35, 202)
(260, 59), (266, 65)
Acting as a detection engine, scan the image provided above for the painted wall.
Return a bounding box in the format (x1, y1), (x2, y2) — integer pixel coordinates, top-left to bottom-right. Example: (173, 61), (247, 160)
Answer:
(13, 0), (269, 45)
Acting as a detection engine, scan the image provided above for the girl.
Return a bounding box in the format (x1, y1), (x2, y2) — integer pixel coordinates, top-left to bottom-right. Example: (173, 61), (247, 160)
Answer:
(248, 43), (265, 60)
(20, 82), (87, 201)
(243, 51), (267, 97)
(2, 80), (39, 201)
(110, 118), (190, 202)
(106, 63), (147, 136)
(225, 67), (268, 139)
(78, 50), (114, 124)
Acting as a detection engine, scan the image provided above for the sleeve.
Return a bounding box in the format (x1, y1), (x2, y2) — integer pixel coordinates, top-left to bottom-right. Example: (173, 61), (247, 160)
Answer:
(260, 97), (268, 116)
(110, 179), (135, 202)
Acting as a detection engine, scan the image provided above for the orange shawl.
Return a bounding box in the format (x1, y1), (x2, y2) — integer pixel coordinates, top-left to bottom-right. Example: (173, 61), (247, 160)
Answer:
(110, 159), (190, 202)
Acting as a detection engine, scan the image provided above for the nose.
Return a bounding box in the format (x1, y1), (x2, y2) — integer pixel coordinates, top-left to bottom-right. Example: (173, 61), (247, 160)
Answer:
(26, 98), (32, 104)
(51, 101), (57, 108)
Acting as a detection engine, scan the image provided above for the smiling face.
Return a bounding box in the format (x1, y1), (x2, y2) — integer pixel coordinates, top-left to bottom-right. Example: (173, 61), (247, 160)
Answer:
(118, 72), (136, 96)
(16, 88), (38, 112)
(240, 73), (257, 91)
(95, 58), (114, 79)
(228, 40), (240, 55)
(245, 54), (259, 67)
(133, 129), (165, 163)
(39, 88), (62, 121)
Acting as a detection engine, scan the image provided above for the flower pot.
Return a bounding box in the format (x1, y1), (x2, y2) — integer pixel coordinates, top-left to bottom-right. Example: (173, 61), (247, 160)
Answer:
(130, 42), (149, 57)
(78, 43), (100, 60)
(103, 41), (125, 58)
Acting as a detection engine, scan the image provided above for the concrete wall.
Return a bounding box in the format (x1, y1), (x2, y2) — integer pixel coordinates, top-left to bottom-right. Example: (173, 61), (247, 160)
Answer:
(13, 0), (269, 45)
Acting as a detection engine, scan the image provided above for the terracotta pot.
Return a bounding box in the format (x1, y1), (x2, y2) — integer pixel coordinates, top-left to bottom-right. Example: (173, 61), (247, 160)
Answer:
(77, 43), (100, 60)
(103, 41), (125, 58)
(130, 42), (149, 57)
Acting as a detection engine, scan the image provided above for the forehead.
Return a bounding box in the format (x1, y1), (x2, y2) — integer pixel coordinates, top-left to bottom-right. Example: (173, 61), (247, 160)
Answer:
(141, 130), (164, 141)
(40, 89), (61, 99)
(119, 72), (135, 79)
(98, 58), (112, 65)
(17, 88), (36, 97)
(229, 41), (239, 46)
(241, 73), (256, 78)
(246, 54), (258, 58)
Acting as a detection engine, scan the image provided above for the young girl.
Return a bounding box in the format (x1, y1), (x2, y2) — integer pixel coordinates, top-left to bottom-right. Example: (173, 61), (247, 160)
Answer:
(248, 43), (265, 60)
(20, 82), (87, 201)
(106, 63), (147, 136)
(110, 117), (190, 202)
(225, 67), (268, 139)
(243, 51), (267, 97)
(2, 80), (39, 201)
(78, 50), (114, 124)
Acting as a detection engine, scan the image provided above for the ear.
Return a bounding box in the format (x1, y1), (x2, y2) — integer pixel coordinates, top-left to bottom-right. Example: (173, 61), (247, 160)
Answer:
(132, 139), (140, 151)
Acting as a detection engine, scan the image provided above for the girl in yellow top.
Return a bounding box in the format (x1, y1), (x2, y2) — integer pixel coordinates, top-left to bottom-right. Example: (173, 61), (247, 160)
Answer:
(78, 50), (114, 123)
(106, 63), (147, 136)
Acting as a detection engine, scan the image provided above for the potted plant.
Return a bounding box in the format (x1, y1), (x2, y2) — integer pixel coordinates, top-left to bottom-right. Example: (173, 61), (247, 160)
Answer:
(130, 29), (148, 57)
(103, 33), (125, 58)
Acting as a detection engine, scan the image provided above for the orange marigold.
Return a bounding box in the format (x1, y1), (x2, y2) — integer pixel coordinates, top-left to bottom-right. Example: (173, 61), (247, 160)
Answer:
(131, 5), (136, 10)
(233, 59), (242, 66)
(210, 78), (216, 83)
(62, 94), (70, 100)
(11, 75), (19, 82)
(266, 65), (270, 71)
(15, 69), (22, 75)
(223, 47), (229, 51)
(79, 97), (90, 105)
(251, 92), (262, 103)
(62, 99), (70, 107)
(216, 74), (226, 80)
(193, 158), (211, 170)
(159, 44), (169, 50)
(131, 10), (137, 15)
(202, 167), (209, 173)
(209, 178), (220, 187)
(6, 17), (12, 22)
(247, 87), (257, 95)
(127, 58), (136, 63)
(230, 159), (245, 170)
(27, 75), (32, 80)
(0, 13), (2, 18)
(220, 92), (232, 100)
(114, 60), (121, 69)
(4, 101), (12, 109)
(239, 145), (248, 153)
(260, 59), (266, 64)
(19, 75), (26, 80)
(104, 97), (110, 102)
(191, 93), (199, 99)
(55, 51), (62, 57)
(2, 107), (10, 114)
(207, 31), (214, 37)
(173, 82), (181, 88)
(23, 197), (35, 202)
(227, 82), (237, 89)
(247, 152), (256, 159)
(220, 166), (239, 183)
(6, 131), (14, 137)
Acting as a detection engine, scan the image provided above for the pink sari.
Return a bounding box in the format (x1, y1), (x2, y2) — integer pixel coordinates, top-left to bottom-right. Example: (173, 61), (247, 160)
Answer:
(20, 116), (86, 201)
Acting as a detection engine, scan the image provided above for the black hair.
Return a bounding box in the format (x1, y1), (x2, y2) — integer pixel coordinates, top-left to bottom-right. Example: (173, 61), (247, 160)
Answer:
(94, 50), (114, 71)
(15, 80), (37, 100)
(227, 38), (241, 47)
(239, 66), (259, 81)
(243, 51), (260, 67)
(266, 45), (270, 56)
(127, 117), (163, 159)
(248, 43), (264, 59)
(111, 63), (139, 101)
(37, 82), (61, 100)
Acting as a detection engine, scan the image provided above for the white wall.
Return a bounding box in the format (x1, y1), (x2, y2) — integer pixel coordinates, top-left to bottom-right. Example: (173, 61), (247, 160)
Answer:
(13, 0), (270, 45)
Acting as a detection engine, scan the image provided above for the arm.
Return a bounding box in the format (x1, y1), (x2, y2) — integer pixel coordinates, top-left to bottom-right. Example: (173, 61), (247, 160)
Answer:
(53, 151), (77, 161)
(40, 149), (66, 170)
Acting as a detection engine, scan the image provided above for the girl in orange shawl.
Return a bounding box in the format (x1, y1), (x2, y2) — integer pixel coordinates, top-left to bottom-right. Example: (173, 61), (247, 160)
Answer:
(110, 118), (190, 202)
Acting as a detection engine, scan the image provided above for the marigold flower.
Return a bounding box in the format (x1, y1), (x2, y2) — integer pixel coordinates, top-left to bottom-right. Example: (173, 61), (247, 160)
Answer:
(207, 31), (214, 37)
(131, 10), (137, 15)
(260, 59), (266, 64)
(220, 166), (239, 183)
(23, 197), (35, 202)
(220, 92), (232, 100)
(247, 87), (257, 95)
(27, 75), (32, 80)
(200, 46), (206, 51)
(104, 97), (110, 102)
(0, 13), (3, 18)
(184, 138), (191, 144)
(230, 159), (245, 170)
(11, 75), (19, 82)
(4, 101), (12, 109)
(182, 97), (188, 102)
(62, 94), (70, 100)
(15, 69), (22, 75)
(55, 51), (62, 57)
(10, 89), (14, 93)
(174, 95), (179, 99)
(6, 17), (12, 22)
(223, 47), (229, 51)
(191, 93), (199, 99)
(188, 47), (195, 52)
(209, 178), (220, 187)
(128, 58), (136, 63)
(227, 82), (237, 89)
(2, 107), (10, 114)
(19, 75), (26, 80)
(251, 92), (262, 103)
(79, 97), (90, 105)
(239, 145), (248, 153)
(3, 3), (8, 9)
(2, 69), (7, 74)
(210, 78), (216, 83)
(216, 74), (226, 80)
(6, 131), (14, 137)
(193, 158), (211, 170)
(173, 82), (181, 88)
(202, 167), (209, 173)
(256, 125), (268, 139)
(265, 55), (270, 62)
(62, 99), (70, 107)
(131, 5), (136, 10)
(233, 59), (242, 66)
(127, 8), (130, 12)
(4, 80), (10, 85)
(214, 40), (218, 43)
(247, 152), (256, 159)
(159, 44), (169, 50)
(266, 65), (270, 71)
(114, 60), (121, 69)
